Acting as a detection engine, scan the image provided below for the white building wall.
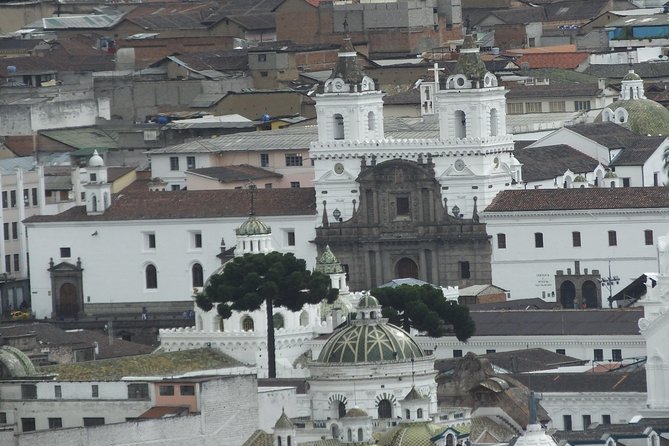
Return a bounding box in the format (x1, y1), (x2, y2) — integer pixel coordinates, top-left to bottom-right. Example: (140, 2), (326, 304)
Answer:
(149, 153), (214, 190)
(481, 209), (669, 300)
(539, 392), (646, 430)
(258, 387), (298, 431)
(10, 374), (258, 446)
(26, 214), (318, 318)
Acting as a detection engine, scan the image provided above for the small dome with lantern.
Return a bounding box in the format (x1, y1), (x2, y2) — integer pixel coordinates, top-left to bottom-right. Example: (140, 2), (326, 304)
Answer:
(236, 215), (271, 236)
(88, 150), (104, 167)
(324, 38), (375, 93)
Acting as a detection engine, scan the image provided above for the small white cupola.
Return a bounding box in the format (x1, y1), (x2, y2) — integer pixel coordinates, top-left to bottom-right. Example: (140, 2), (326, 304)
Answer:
(401, 386), (430, 422)
(84, 150), (112, 215)
(355, 292), (382, 322)
(339, 407), (372, 443)
(273, 409), (296, 446)
(234, 187), (273, 255)
(620, 70), (646, 101)
(315, 245), (349, 295)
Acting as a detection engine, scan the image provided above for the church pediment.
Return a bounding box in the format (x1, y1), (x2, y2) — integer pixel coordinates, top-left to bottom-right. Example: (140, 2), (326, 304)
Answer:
(48, 260), (83, 272)
(317, 168), (357, 183)
(441, 165), (476, 176)
(357, 158), (436, 184)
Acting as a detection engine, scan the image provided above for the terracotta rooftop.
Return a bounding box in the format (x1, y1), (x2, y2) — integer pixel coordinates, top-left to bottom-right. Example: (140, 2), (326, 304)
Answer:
(516, 52), (588, 69)
(484, 187), (669, 213)
(464, 308), (643, 336)
(25, 186), (317, 223)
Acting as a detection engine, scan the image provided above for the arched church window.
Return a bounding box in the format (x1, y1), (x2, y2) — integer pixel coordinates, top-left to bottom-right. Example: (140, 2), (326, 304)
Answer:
(490, 109), (499, 136)
(273, 313), (285, 330)
(358, 428), (363, 441)
(333, 114), (345, 140)
(278, 436), (282, 446)
(287, 435), (292, 446)
(447, 434), (455, 446)
(405, 409), (411, 419)
(417, 408), (423, 419)
(560, 281), (576, 309)
(454, 111), (467, 138)
(332, 424), (340, 439)
(338, 401), (346, 418)
(192, 263), (203, 288)
(299, 310), (309, 327)
(145, 264), (157, 289)
(242, 316), (254, 332)
(347, 429), (352, 442)
(378, 399), (392, 419)
(92, 195), (98, 212)
(368, 111), (376, 131)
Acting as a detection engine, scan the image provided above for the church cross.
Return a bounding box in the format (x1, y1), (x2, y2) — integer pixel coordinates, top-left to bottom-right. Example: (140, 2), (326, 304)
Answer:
(428, 63), (445, 88)
(247, 183), (257, 215)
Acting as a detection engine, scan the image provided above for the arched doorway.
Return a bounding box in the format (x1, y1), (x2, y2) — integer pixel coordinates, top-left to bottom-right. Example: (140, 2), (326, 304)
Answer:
(396, 258), (418, 279)
(377, 399), (393, 419)
(582, 280), (598, 308)
(559, 281), (576, 309)
(59, 283), (79, 317)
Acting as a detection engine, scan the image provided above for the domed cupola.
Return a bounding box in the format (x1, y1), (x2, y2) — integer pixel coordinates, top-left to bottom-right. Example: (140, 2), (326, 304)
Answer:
(84, 149), (111, 216)
(235, 214), (272, 255)
(401, 386), (430, 422)
(598, 70), (669, 136)
(316, 291), (426, 364)
(340, 406), (373, 443)
(316, 245), (349, 295)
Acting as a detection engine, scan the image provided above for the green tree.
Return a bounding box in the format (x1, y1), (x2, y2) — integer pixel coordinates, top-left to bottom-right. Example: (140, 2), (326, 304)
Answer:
(371, 284), (475, 341)
(197, 252), (338, 378)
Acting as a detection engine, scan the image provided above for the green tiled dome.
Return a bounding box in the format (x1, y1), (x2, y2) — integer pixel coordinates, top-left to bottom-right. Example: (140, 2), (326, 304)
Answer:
(623, 71), (641, 81)
(0, 346), (36, 377)
(236, 215), (271, 236)
(378, 422), (443, 446)
(317, 323), (425, 364)
(316, 245), (344, 275)
(357, 293), (379, 309)
(596, 99), (669, 136)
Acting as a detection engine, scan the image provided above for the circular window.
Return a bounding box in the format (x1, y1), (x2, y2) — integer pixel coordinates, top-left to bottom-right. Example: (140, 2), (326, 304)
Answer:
(456, 77), (465, 87)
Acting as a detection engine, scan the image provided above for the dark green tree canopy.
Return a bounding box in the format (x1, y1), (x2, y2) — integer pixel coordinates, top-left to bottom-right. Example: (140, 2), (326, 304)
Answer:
(198, 251), (337, 317)
(371, 284), (475, 342)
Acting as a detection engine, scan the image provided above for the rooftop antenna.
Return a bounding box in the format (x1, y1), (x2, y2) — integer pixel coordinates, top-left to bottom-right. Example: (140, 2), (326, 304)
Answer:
(353, 380), (357, 406)
(411, 354), (416, 386)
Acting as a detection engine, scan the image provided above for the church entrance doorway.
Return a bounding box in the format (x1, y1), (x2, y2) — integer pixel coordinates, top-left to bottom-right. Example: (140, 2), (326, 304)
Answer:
(395, 258), (418, 279)
(59, 283), (79, 317)
(377, 399), (393, 419)
(582, 280), (598, 308)
(559, 281), (576, 309)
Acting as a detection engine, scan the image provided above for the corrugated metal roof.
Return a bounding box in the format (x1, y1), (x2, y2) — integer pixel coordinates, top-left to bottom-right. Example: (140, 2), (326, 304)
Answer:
(40, 128), (118, 150)
(41, 14), (123, 30)
(149, 117), (445, 154)
(190, 93), (226, 108)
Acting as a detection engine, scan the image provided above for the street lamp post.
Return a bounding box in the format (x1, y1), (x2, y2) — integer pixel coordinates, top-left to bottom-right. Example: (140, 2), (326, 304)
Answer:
(599, 260), (620, 308)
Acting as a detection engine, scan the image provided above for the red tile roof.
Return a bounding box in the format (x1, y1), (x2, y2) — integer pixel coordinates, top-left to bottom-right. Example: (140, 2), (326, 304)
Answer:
(516, 52), (589, 69)
(484, 187), (669, 213)
(25, 185), (316, 223)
